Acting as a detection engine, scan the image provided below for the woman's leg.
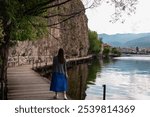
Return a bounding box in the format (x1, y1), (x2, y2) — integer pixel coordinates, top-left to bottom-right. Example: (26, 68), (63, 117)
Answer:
(63, 91), (68, 100)
(54, 92), (58, 99)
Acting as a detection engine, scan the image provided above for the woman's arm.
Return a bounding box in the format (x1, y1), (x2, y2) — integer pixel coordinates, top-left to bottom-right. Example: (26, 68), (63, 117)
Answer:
(64, 59), (68, 78)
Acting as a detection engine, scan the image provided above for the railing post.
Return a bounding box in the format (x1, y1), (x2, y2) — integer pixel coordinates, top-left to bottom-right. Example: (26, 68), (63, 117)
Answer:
(45, 58), (47, 66)
(0, 80), (7, 100)
(40, 59), (41, 67)
(103, 85), (106, 100)
(18, 55), (19, 66)
(32, 59), (34, 69)
(0, 81), (3, 99)
(36, 60), (38, 68)
(28, 56), (30, 64)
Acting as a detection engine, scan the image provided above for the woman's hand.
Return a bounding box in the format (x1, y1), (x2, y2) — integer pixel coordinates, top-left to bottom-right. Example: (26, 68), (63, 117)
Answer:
(65, 73), (68, 79)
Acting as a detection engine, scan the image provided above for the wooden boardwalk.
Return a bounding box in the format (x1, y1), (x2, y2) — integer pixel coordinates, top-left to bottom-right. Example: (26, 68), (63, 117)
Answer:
(7, 55), (93, 100)
(7, 65), (65, 100)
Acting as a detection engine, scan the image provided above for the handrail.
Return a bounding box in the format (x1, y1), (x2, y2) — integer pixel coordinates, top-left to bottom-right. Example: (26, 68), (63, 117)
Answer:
(33, 55), (94, 70)
(8, 55), (52, 67)
(8, 55), (94, 69)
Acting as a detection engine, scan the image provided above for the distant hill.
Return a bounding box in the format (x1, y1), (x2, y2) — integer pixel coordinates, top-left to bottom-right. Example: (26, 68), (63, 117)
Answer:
(125, 36), (150, 48)
(99, 33), (150, 48)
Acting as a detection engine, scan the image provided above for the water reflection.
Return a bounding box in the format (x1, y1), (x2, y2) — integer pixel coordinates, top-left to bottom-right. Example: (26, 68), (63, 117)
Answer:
(68, 56), (150, 100)
(87, 59), (101, 85)
(67, 59), (102, 100)
(67, 64), (88, 100)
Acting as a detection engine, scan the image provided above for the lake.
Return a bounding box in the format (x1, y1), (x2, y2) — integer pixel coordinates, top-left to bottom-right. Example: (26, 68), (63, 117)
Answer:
(67, 55), (150, 100)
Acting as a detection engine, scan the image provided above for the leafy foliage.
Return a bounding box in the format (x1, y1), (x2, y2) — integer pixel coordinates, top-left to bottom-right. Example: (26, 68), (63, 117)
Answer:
(0, 20), (3, 44)
(111, 47), (121, 56)
(0, 0), (50, 43)
(11, 17), (48, 41)
(88, 30), (102, 54)
(0, 0), (139, 44)
(103, 46), (110, 58)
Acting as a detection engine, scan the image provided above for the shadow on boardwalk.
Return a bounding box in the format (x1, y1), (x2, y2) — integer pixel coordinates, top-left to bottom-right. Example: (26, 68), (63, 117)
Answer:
(7, 65), (68, 100)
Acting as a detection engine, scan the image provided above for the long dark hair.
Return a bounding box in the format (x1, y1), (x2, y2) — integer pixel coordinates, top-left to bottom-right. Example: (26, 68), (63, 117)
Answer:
(58, 48), (65, 64)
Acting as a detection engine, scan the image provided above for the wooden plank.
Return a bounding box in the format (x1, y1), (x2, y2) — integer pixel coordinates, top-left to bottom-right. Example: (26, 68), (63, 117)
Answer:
(7, 56), (93, 100)
(7, 65), (67, 100)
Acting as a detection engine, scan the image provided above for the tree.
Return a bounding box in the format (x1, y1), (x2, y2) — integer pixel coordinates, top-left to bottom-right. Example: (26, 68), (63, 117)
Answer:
(0, 0), (138, 99)
(103, 46), (110, 58)
(111, 47), (121, 56)
(88, 30), (102, 54)
(0, 0), (79, 99)
(85, 0), (138, 23)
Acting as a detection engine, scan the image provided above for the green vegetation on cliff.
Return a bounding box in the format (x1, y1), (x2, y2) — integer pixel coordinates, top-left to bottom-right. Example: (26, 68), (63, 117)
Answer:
(88, 30), (102, 54)
(111, 47), (121, 56)
(103, 46), (121, 58)
(103, 46), (110, 58)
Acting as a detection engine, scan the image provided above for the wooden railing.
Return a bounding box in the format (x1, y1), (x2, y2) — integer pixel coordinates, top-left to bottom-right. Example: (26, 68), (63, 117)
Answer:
(33, 55), (94, 70)
(32, 56), (52, 69)
(7, 55), (95, 73)
(8, 55), (53, 68)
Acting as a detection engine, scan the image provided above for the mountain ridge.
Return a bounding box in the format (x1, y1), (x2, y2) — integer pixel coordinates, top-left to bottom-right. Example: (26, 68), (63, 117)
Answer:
(99, 33), (150, 48)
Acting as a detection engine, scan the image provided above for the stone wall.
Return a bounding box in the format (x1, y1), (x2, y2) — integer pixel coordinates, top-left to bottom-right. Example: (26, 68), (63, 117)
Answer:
(8, 0), (89, 65)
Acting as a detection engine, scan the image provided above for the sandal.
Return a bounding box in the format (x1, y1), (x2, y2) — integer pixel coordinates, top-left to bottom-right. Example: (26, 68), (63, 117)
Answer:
(53, 96), (58, 99)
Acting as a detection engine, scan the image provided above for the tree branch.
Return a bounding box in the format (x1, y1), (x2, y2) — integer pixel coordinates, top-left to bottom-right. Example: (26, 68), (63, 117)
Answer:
(23, 0), (55, 15)
(48, 31), (60, 41)
(38, 0), (72, 13)
(24, 0), (73, 16)
(42, 12), (78, 18)
(40, 7), (86, 18)
(47, 11), (83, 27)
(50, 26), (71, 31)
(28, 8), (84, 28)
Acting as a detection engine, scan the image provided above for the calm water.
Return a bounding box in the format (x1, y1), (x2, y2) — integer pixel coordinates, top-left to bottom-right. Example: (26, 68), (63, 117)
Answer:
(68, 55), (150, 100)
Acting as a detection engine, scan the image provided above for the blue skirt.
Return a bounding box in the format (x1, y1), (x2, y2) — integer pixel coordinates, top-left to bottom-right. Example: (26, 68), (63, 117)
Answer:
(50, 72), (68, 92)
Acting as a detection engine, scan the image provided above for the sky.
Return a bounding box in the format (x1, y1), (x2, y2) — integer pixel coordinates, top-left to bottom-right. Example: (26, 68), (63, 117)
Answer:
(84, 0), (150, 34)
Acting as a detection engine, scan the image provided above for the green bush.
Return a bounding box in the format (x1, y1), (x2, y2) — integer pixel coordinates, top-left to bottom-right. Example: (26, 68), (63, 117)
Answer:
(111, 47), (121, 56)
(88, 30), (102, 54)
(103, 47), (110, 58)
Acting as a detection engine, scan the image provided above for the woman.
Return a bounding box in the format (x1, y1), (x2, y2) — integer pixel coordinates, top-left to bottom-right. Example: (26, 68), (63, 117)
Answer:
(50, 48), (68, 100)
